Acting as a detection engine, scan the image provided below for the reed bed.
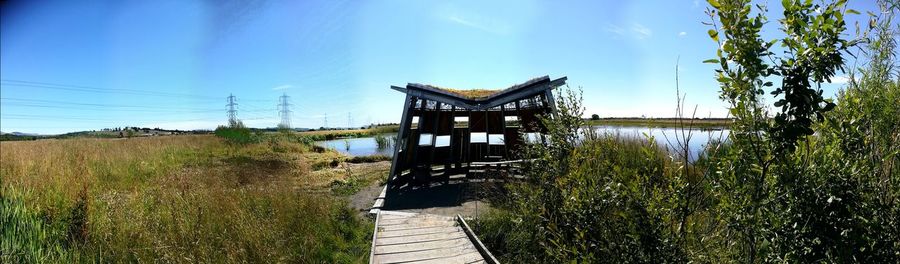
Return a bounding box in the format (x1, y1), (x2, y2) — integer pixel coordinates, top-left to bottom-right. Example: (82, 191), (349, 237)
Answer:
(1, 135), (375, 263)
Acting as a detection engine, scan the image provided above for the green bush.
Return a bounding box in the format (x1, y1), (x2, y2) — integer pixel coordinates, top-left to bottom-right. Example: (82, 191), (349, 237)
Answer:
(475, 89), (688, 263)
(214, 121), (258, 145)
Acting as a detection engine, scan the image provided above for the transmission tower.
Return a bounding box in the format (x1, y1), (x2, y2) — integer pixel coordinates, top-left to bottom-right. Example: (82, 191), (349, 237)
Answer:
(277, 93), (292, 128)
(226, 93), (238, 126)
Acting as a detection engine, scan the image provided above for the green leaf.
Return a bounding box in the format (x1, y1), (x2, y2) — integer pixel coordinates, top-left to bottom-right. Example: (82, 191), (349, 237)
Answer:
(708, 29), (719, 42)
(707, 0), (721, 8)
(703, 59), (720, 64)
(846, 9), (859, 15)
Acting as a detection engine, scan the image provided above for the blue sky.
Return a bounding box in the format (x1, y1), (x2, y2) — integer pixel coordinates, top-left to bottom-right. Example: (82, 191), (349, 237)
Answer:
(0, 0), (878, 134)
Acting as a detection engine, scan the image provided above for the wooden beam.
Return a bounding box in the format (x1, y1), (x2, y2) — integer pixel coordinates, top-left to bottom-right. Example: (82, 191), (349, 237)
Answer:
(388, 95), (414, 184)
(397, 77), (568, 111)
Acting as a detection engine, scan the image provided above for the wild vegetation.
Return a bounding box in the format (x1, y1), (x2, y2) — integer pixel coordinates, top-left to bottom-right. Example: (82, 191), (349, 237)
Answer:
(474, 0), (899, 263)
(586, 117), (732, 129)
(1, 132), (388, 263)
(297, 125), (399, 141)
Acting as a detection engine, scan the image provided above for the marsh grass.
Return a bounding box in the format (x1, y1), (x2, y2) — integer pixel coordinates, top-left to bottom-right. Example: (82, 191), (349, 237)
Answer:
(1, 135), (378, 263)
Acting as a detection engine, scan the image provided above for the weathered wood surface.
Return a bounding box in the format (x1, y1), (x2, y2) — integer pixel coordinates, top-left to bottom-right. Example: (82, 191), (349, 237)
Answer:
(370, 211), (487, 264)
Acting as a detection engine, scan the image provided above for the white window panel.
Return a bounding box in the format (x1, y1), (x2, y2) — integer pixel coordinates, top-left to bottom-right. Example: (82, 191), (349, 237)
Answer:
(418, 133), (433, 146)
(488, 134), (505, 145)
(435, 135), (451, 147)
(470, 132), (487, 143)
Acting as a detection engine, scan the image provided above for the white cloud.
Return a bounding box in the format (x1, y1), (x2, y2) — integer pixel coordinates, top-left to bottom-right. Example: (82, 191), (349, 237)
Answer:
(604, 24), (626, 36)
(631, 23), (652, 39)
(448, 15), (503, 34)
(604, 23), (653, 40)
(831, 76), (851, 84)
(273, 84), (292, 90)
(678, 31), (687, 37)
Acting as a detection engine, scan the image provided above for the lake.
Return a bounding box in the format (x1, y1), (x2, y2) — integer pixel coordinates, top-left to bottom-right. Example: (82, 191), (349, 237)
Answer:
(316, 136), (395, 157)
(317, 126), (730, 162)
(590, 126), (730, 162)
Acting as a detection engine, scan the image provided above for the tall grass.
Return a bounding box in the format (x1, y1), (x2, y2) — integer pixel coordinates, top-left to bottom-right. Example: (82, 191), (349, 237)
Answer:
(1, 135), (374, 263)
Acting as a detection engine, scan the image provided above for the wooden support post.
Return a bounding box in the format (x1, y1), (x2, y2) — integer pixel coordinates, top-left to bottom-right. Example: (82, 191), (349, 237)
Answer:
(427, 102), (441, 178)
(544, 90), (557, 115)
(499, 104), (507, 159)
(410, 98), (426, 181)
(388, 95), (414, 185)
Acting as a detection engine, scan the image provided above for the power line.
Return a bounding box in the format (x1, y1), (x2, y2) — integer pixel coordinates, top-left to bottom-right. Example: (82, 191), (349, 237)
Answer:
(0, 97), (222, 111)
(0, 79), (275, 102)
(0, 102), (222, 114)
(0, 79), (221, 100)
(0, 114), (214, 122)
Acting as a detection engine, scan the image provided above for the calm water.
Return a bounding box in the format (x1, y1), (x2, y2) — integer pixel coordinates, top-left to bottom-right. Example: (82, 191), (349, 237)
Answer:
(316, 136), (395, 157)
(317, 126), (730, 161)
(591, 126), (730, 162)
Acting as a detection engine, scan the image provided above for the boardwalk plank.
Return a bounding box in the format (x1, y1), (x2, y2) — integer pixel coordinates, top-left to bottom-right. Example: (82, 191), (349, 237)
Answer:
(375, 237), (471, 254)
(379, 222), (460, 232)
(378, 226), (463, 238)
(371, 210), (491, 264)
(376, 232), (468, 246)
(373, 244), (479, 263)
(403, 252), (485, 264)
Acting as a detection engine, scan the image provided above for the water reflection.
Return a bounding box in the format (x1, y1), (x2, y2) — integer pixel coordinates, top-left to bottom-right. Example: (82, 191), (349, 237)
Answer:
(591, 126), (731, 162)
(317, 135), (395, 157)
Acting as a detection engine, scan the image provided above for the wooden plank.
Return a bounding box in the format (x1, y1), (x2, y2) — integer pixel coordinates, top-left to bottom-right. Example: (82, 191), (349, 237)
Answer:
(403, 252), (485, 264)
(456, 215), (500, 264)
(376, 232), (468, 246)
(378, 214), (414, 221)
(374, 237), (472, 254)
(378, 217), (455, 227)
(369, 211), (381, 264)
(373, 244), (479, 263)
(380, 210), (418, 217)
(378, 217), (454, 227)
(388, 94), (415, 184)
(378, 221), (458, 232)
(378, 226), (462, 238)
(371, 210), (495, 264)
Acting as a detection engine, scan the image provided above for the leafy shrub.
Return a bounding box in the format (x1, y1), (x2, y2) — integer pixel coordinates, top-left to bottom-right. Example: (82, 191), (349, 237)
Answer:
(214, 121), (259, 145)
(476, 89), (688, 263)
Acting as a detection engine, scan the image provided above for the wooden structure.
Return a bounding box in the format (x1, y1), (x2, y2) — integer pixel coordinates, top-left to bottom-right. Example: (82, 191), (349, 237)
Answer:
(388, 76), (567, 188)
(369, 210), (498, 264)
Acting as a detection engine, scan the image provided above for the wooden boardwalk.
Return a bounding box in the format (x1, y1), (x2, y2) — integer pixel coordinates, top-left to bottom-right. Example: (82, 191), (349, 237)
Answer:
(370, 210), (497, 264)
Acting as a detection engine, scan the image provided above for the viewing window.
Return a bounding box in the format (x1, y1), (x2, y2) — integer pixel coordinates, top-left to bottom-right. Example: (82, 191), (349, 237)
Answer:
(524, 132), (543, 143)
(418, 133), (433, 146)
(454, 116), (468, 128)
(488, 134), (505, 145)
(435, 135), (451, 147)
(470, 132), (487, 143)
(505, 116), (520, 127)
(411, 116), (419, 129)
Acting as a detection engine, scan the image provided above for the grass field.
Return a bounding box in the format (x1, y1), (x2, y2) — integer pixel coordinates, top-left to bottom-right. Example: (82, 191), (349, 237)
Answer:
(1, 134), (388, 263)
